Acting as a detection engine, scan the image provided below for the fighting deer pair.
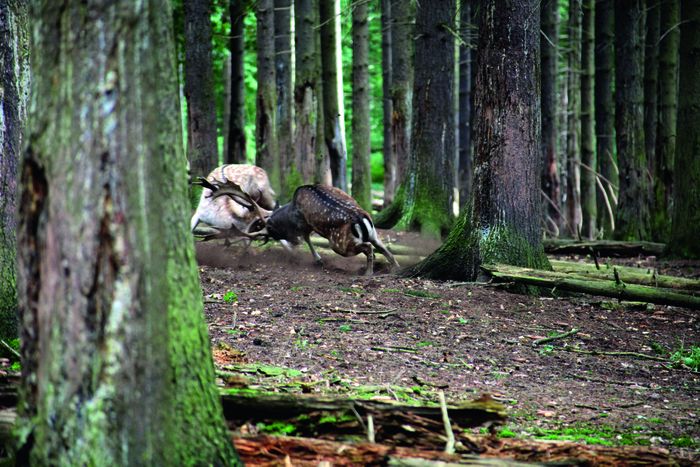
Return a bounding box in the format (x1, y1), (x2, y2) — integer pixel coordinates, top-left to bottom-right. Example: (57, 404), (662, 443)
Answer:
(191, 165), (399, 275)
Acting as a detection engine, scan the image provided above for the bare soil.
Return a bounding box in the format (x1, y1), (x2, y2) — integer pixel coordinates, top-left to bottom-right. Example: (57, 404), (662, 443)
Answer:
(196, 231), (700, 463)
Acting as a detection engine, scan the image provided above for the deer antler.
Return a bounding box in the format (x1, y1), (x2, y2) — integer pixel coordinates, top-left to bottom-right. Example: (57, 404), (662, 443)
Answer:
(194, 176), (270, 227)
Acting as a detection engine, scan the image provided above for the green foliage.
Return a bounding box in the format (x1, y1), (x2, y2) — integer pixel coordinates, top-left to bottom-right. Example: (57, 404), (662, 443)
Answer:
(222, 290), (238, 303)
(403, 289), (441, 299)
(670, 344), (700, 371)
(256, 421), (296, 436)
(338, 324), (352, 332)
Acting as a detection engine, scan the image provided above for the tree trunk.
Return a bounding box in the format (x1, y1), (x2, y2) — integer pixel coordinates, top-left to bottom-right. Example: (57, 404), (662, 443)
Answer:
(669, 2), (700, 258)
(17, 1), (239, 464)
(381, 0), (395, 206)
(275, 0), (294, 201)
(458, 1), (473, 209)
(184, 0), (219, 177)
(540, 0), (560, 232)
(594, 0), (616, 237)
(409, 0), (549, 280)
(256, 0), (280, 192)
(644, 1), (659, 178)
(566, 0), (582, 236)
(320, 0), (348, 191)
(227, 0), (247, 164)
(390, 0), (413, 189)
(0, 0), (29, 342)
(653, 0), (679, 242)
(615, 0), (650, 241)
(580, 0), (596, 238)
(294, 0), (322, 185)
(223, 54), (231, 159)
(351, 0), (372, 210)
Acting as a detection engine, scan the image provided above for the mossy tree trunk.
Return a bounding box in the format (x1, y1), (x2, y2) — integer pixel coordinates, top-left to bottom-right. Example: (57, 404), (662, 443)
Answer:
(381, 0), (395, 206)
(566, 0), (582, 236)
(653, 0), (679, 242)
(594, 0), (616, 237)
(227, 0), (247, 164)
(614, 0), (650, 241)
(256, 0), (280, 192)
(409, 0), (549, 280)
(275, 0), (294, 200)
(458, 1), (474, 209)
(320, 0), (348, 191)
(184, 0), (219, 177)
(377, 0), (455, 237)
(0, 0), (29, 343)
(16, 1), (240, 464)
(644, 1), (659, 182)
(351, 0), (372, 210)
(540, 0), (560, 231)
(669, 2), (700, 258)
(580, 0), (596, 239)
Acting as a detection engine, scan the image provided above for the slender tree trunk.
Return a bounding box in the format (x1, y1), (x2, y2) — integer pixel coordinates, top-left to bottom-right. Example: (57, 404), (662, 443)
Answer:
(653, 0), (679, 242)
(409, 0), (549, 280)
(390, 0), (413, 187)
(614, 0), (650, 240)
(227, 0), (247, 164)
(184, 0), (219, 177)
(351, 0), (372, 210)
(223, 54), (231, 159)
(275, 0), (294, 200)
(0, 0), (29, 342)
(594, 0), (616, 237)
(320, 0), (348, 191)
(17, 1), (239, 464)
(644, 1), (659, 175)
(669, 2), (700, 258)
(381, 0), (395, 206)
(458, 1), (473, 209)
(540, 0), (560, 232)
(566, 0), (582, 236)
(580, 0), (596, 238)
(256, 0), (280, 192)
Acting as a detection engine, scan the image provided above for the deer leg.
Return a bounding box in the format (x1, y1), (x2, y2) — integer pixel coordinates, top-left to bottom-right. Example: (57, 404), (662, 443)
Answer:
(371, 239), (400, 270)
(303, 234), (323, 266)
(362, 244), (375, 276)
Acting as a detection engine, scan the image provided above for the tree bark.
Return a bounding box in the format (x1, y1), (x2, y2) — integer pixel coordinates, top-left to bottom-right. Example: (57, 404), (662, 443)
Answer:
(644, 1), (659, 180)
(614, 0), (650, 241)
(381, 0), (395, 206)
(566, 0), (582, 236)
(580, 0), (596, 238)
(540, 0), (560, 232)
(458, 1), (473, 209)
(669, 2), (700, 258)
(0, 0), (29, 342)
(223, 54), (231, 159)
(409, 0), (549, 280)
(275, 0), (294, 200)
(653, 0), (679, 242)
(320, 0), (348, 191)
(227, 0), (247, 164)
(256, 0), (280, 192)
(351, 1), (372, 210)
(594, 0), (617, 237)
(16, 1), (239, 464)
(184, 0), (219, 177)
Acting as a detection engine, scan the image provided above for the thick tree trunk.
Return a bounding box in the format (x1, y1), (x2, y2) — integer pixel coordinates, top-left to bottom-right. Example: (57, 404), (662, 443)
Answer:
(644, 2), (659, 179)
(540, 0), (560, 232)
(223, 55), (231, 159)
(669, 2), (700, 258)
(580, 0), (596, 238)
(320, 0), (348, 191)
(184, 0), (219, 177)
(0, 0), (29, 342)
(389, 0), (413, 188)
(614, 0), (650, 241)
(275, 0), (294, 200)
(458, 1), (473, 209)
(16, 1), (239, 464)
(351, 1), (372, 210)
(653, 0), (679, 242)
(566, 0), (582, 236)
(381, 0), (395, 206)
(256, 0), (280, 192)
(227, 0), (247, 164)
(409, 0), (549, 280)
(594, 0), (616, 237)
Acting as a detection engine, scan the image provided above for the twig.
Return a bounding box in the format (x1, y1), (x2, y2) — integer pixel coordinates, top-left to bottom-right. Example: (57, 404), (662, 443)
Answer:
(595, 175), (616, 232)
(568, 373), (647, 387)
(532, 328), (579, 346)
(0, 340), (20, 359)
(367, 415), (375, 443)
(564, 348), (667, 362)
(318, 318), (368, 324)
(331, 307), (397, 315)
(371, 346), (418, 354)
(438, 391), (455, 455)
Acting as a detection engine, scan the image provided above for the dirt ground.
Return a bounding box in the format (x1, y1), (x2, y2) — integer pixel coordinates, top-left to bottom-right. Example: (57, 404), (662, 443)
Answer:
(196, 231), (700, 463)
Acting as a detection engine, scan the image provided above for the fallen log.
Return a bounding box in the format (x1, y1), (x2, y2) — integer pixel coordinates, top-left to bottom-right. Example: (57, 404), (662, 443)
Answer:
(310, 236), (424, 257)
(550, 259), (700, 292)
(481, 263), (700, 310)
(543, 239), (666, 257)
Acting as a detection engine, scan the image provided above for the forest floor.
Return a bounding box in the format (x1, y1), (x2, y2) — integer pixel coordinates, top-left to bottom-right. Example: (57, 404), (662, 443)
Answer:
(196, 231), (700, 465)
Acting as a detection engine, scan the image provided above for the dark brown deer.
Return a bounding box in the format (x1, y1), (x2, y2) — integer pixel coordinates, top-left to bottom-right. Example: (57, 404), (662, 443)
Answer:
(202, 180), (399, 275)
